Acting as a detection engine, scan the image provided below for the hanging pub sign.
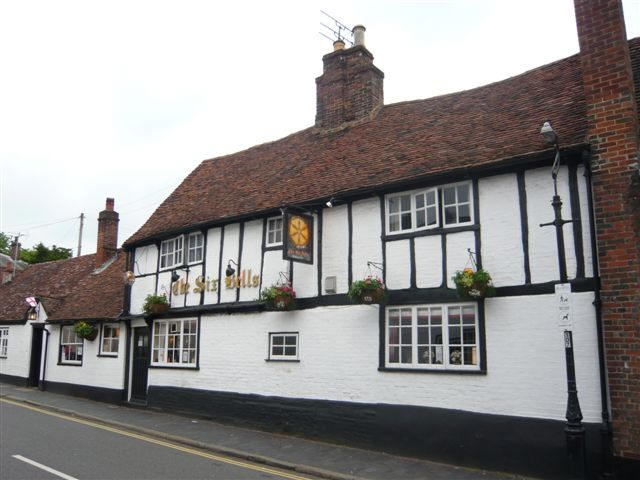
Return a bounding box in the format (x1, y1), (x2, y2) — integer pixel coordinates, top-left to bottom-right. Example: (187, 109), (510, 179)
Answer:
(283, 211), (314, 264)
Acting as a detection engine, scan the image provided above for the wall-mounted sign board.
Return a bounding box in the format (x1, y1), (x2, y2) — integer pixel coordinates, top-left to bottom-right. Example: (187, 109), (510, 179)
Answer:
(283, 212), (314, 264)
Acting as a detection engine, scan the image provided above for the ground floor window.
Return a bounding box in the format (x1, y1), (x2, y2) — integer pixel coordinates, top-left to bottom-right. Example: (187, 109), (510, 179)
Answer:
(0, 327), (8, 357)
(268, 332), (298, 360)
(152, 319), (197, 366)
(100, 323), (120, 355)
(386, 303), (479, 370)
(60, 325), (83, 364)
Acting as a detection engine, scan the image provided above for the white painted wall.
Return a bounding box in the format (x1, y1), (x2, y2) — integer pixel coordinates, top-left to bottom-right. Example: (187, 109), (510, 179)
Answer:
(130, 274), (156, 315)
(446, 231), (476, 288)
(386, 240), (410, 289)
(44, 322), (127, 390)
(134, 244), (158, 276)
(148, 292), (601, 422)
(415, 236), (442, 288)
(0, 323), (33, 379)
(479, 174), (525, 286)
(220, 224), (240, 304)
(204, 228), (222, 305)
(526, 166), (578, 283)
(261, 251), (290, 293)
(351, 197), (382, 281)
(322, 206), (349, 294)
(239, 220), (263, 302)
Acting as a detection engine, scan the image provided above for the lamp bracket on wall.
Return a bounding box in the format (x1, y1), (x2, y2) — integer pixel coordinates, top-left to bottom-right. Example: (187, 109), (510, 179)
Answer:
(226, 259), (239, 277)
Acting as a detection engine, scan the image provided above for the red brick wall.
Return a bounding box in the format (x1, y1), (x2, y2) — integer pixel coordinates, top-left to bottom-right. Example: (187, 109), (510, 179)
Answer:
(96, 198), (119, 267)
(315, 45), (384, 129)
(574, 0), (640, 460)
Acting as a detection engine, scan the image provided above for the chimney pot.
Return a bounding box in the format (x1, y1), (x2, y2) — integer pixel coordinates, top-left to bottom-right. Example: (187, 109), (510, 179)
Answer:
(333, 39), (345, 51)
(352, 25), (366, 46)
(106, 197), (114, 211)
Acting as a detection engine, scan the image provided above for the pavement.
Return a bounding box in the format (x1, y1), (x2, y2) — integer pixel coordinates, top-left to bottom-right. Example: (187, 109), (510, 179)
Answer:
(0, 382), (527, 480)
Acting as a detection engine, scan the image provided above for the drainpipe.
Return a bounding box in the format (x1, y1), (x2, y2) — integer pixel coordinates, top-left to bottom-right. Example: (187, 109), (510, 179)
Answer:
(39, 326), (50, 391)
(583, 152), (613, 477)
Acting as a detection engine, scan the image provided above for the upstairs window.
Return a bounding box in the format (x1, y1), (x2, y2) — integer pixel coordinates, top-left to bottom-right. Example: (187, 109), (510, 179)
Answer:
(387, 188), (438, 233)
(386, 181), (473, 234)
(160, 236), (183, 269)
(187, 232), (204, 264)
(0, 327), (8, 357)
(266, 217), (283, 246)
(443, 183), (472, 225)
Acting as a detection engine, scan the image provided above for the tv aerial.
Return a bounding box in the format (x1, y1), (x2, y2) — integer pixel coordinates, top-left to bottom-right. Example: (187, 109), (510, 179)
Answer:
(319, 10), (354, 46)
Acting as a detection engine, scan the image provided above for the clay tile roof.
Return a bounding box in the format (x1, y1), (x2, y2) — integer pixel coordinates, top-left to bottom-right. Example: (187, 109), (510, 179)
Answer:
(124, 38), (640, 247)
(0, 253), (125, 324)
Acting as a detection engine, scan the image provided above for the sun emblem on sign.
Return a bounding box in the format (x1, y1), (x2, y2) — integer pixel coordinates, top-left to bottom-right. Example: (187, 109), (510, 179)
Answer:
(288, 216), (310, 247)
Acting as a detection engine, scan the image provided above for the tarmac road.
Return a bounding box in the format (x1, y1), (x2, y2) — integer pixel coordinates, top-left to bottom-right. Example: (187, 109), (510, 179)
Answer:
(0, 399), (317, 480)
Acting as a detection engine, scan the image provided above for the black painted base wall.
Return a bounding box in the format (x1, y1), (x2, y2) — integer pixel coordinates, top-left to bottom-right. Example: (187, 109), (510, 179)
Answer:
(44, 380), (124, 404)
(148, 385), (604, 479)
(614, 456), (640, 480)
(0, 373), (28, 387)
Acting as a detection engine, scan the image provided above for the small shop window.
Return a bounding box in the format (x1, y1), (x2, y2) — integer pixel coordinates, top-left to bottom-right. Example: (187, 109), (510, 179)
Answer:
(60, 325), (83, 364)
(386, 303), (479, 370)
(269, 332), (298, 360)
(100, 323), (120, 356)
(151, 318), (197, 366)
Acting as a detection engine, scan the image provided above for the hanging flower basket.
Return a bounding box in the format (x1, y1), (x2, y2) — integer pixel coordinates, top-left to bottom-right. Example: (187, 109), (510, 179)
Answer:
(348, 276), (387, 305)
(143, 294), (169, 315)
(452, 268), (495, 299)
(261, 284), (296, 311)
(74, 321), (98, 341)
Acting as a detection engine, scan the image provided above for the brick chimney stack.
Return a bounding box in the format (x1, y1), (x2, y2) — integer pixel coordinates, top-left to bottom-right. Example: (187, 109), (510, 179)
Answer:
(574, 0), (640, 464)
(96, 197), (119, 267)
(315, 26), (384, 130)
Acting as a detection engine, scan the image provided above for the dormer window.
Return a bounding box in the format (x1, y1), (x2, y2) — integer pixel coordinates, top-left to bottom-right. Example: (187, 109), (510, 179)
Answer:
(442, 183), (472, 226)
(266, 216), (283, 247)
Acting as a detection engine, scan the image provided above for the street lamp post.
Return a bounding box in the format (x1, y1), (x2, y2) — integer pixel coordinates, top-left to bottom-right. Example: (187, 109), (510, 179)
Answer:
(539, 121), (587, 479)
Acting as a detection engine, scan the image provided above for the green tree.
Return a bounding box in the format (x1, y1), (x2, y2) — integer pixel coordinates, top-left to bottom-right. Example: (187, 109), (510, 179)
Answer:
(19, 242), (73, 264)
(0, 232), (11, 256)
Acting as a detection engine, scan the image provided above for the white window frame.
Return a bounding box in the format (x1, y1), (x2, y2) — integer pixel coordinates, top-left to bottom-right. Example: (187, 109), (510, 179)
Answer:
(266, 216), (283, 247)
(159, 236), (184, 270)
(187, 232), (204, 264)
(268, 332), (299, 360)
(385, 303), (480, 371)
(441, 181), (474, 227)
(0, 327), (8, 358)
(60, 325), (83, 365)
(386, 187), (439, 234)
(151, 318), (198, 367)
(100, 323), (120, 356)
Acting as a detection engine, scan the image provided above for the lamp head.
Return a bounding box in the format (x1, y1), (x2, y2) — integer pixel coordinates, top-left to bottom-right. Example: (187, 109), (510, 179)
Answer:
(27, 308), (37, 321)
(170, 271), (180, 283)
(225, 262), (235, 277)
(326, 197), (335, 208)
(540, 121), (557, 145)
(124, 271), (136, 286)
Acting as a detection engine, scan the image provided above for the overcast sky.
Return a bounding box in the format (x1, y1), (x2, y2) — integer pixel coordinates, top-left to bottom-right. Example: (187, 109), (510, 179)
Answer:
(1, 0), (639, 256)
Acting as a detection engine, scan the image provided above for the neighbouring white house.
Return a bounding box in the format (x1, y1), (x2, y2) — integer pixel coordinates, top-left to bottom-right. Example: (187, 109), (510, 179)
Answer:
(0, 198), (127, 403)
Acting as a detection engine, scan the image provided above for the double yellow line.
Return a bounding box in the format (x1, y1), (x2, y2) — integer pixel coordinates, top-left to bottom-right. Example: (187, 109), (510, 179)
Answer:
(1, 398), (314, 480)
